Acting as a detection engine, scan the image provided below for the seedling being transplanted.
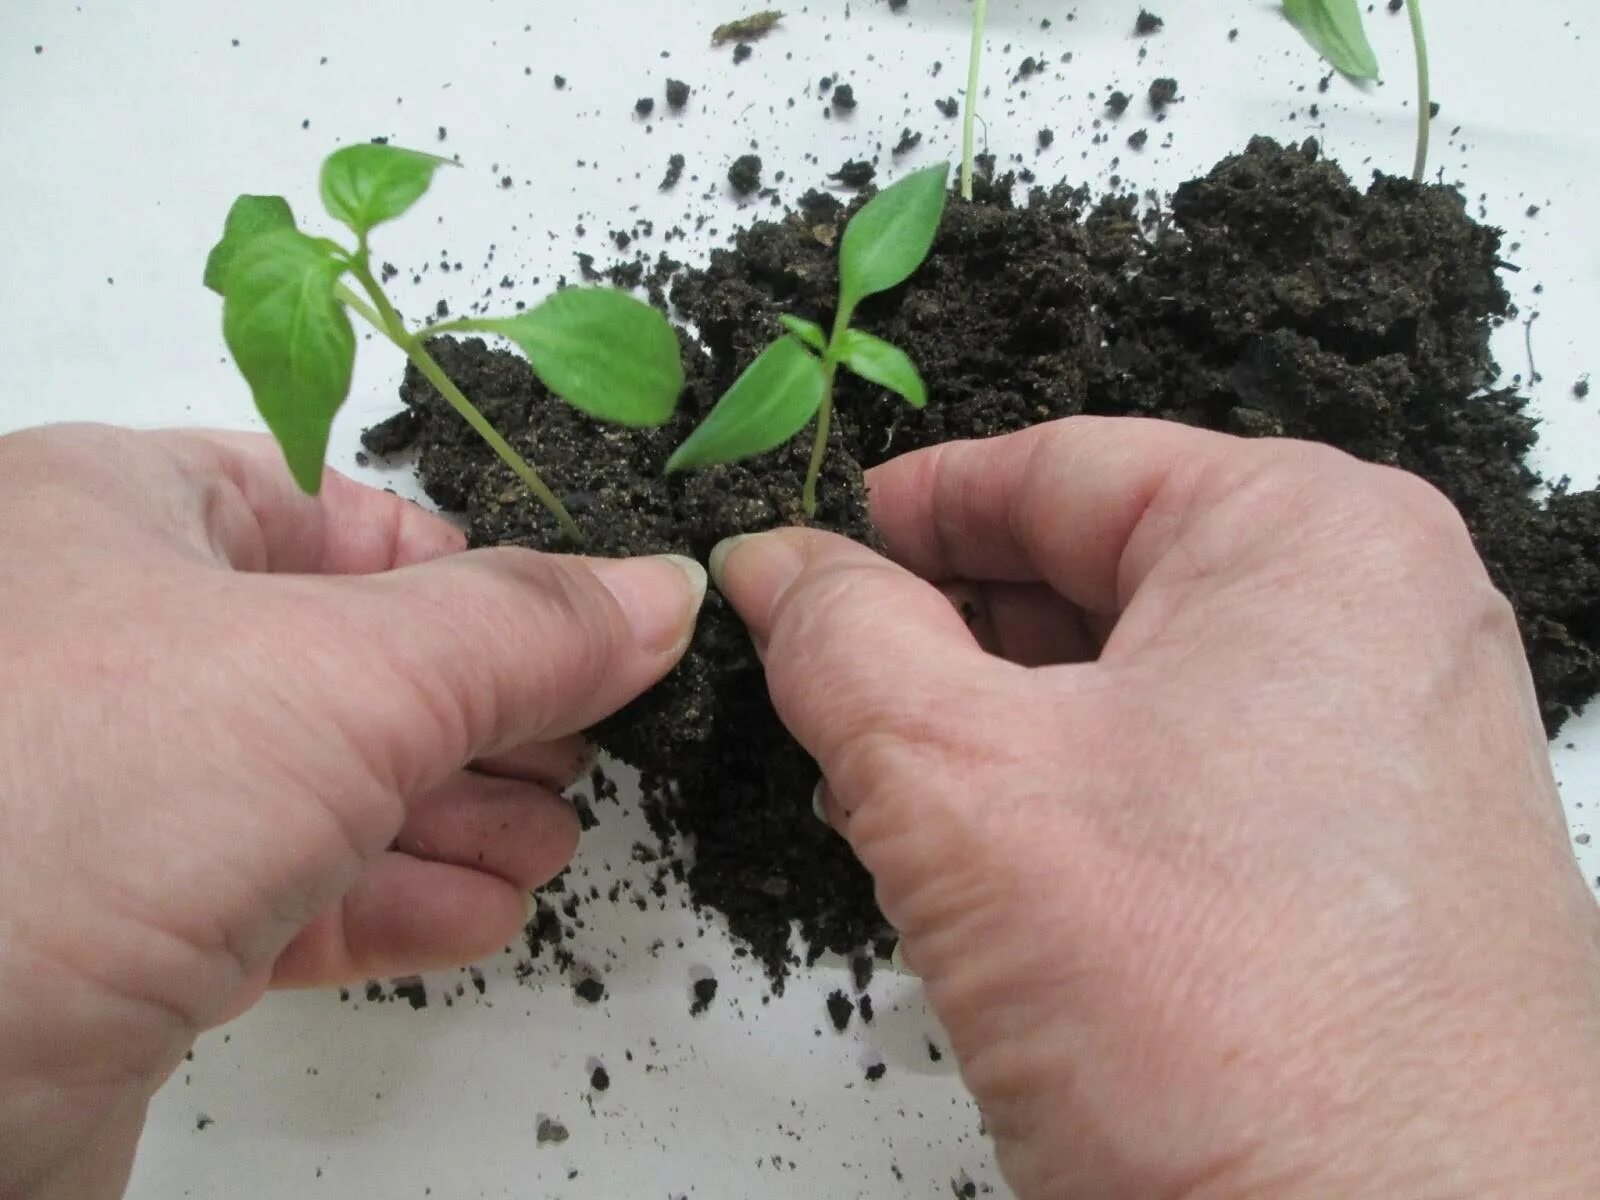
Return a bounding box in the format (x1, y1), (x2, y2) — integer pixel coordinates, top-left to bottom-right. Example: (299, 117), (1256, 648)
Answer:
(1282, 0), (1432, 182)
(205, 143), (684, 542)
(666, 163), (949, 515)
(960, 0), (990, 201)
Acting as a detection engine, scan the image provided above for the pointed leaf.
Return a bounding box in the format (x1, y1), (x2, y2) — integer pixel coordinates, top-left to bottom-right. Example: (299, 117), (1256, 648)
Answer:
(838, 162), (950, 309)
(221, 229), (355, 493)
(779, 314), (828, 354)
(666, 338), (827, 472)
(471, 289), (684, 426)
(836, 329), (927, 409)
(320, 143), (454, 237)
(204, 195), (297, 295)
(1282, 0), (1380, 83)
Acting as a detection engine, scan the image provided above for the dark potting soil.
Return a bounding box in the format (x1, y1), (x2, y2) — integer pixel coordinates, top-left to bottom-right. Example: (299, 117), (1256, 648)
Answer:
(366, 137), (1600, 986)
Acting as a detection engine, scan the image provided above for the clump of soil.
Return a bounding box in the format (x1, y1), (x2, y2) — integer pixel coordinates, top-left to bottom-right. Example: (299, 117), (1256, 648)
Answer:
(366, 137), (1600, 985)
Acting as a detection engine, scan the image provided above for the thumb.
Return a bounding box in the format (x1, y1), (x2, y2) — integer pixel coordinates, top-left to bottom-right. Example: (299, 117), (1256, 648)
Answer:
(316, 548), (707, 796)
(710, 528), (1035, 879)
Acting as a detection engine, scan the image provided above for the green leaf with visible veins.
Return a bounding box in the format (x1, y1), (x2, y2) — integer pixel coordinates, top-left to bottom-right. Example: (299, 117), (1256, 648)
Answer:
(836, 329), (927, 408)
(838, 163), (950, 310)
(666, 337), (827, 472)
(470, 289), (684, 426)
(1282, 0), (1380, 82)
(320, 143), (454, 237)
(779, 314), (828, 354)
(221, 229), (355, 494)
(204, 195), (297, 295)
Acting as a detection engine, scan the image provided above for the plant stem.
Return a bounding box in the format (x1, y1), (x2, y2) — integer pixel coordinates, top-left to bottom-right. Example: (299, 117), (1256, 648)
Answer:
(801, 302), (857, 518)
(960, 0), (989, 202)
(344, 258), (585, 544)
(1406, 0), (1431, 184)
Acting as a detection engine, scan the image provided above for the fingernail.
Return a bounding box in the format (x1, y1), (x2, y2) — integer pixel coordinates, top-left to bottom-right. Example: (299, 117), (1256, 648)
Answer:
(591, 555), (708, 655)
(811, 779), (829, 825)
(525, 892), (540, 924)
(708, 531), (806, 615)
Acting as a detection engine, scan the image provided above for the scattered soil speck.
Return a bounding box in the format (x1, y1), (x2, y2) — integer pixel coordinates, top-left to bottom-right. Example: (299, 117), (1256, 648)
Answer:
(826, 990), (854, 1032)
(829, 159), (876, 189)
(864, 1062), (887, 1082)
(590, 1065), (610, 1092)
(732, 42), (754, 64)
(728, 154), (763, 195)
(666, 78), (691, 109)
(573, 976), (606, 1004)
(660, 153), (686, 191)
(1135, 9), (1164, 35)
(1128, 129), (1150, 150)
(1149, 77), (1179, 109)
(635, 97), (655, 117)
(691, 976), (719, 1015)
(1107, 90), (1131, 116)
(832, 83), (857, 111)
(537, 1117), (569, 1146)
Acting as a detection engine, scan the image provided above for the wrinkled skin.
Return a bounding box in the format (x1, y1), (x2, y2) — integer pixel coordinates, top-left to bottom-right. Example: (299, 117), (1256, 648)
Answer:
(713, 418), (1600, 1200)
(3, 418), (1600, 1200)
(0, 426), (704, 1199)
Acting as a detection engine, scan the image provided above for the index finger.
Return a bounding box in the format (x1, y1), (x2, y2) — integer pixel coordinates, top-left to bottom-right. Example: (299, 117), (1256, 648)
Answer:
(865, 417), (1235, 615)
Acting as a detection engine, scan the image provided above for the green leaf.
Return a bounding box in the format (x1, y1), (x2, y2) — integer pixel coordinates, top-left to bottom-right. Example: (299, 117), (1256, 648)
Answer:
(320, 143), (453, 237)
(204, 195), (297, 295)
(666, 338), (827, 472)
(1282, 0), (1380, 82)
(471, 289), (684, 426)
(221, 229), (355, 494)
(779, 314), (828, 354)
(835, 329), (927, 409)
(838, 162), (950, 310)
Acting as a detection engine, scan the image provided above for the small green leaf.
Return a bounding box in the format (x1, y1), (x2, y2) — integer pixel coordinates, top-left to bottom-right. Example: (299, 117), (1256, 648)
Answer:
(836, 329), (927, 409)
(666, 338), (827, 472)
(838, 162), (950, 310)
(204, 195), (297, 295)
(320, 143), (453, 237)
(221, 229), (355, 493)
(779, 314), (828, 354)
(471, 289), (684, 426)
(1282, 0), (1380, 82)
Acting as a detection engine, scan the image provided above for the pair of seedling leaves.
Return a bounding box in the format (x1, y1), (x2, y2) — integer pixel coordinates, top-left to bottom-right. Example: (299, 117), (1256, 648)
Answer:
(205, 142), (947, 507)
(204, 144), (684, 494)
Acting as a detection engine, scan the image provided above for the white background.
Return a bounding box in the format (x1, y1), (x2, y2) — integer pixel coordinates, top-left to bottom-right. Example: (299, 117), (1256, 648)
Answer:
(3, 2), (1597, 1197)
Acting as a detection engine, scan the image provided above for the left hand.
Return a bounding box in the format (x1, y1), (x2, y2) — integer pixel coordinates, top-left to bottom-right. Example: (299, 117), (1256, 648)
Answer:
(0, 424), (705, 1200)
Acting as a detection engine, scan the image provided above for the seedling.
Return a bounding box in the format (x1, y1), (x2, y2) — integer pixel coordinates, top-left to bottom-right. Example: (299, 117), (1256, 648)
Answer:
(1282, 0), (1432, 182)
(666, 163), (950, 516)
(960, 0), (990, 201)
(204, 143), (684, 542)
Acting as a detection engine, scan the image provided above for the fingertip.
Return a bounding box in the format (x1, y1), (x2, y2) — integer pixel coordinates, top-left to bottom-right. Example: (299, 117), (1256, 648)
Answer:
(588, 553), (708, 657)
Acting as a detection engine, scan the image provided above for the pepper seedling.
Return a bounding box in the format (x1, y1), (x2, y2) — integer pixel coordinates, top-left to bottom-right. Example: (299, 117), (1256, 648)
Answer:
(1282, 0), (1432, 183)
(666, 163), (949, 516)
(205, 143), (684, 543)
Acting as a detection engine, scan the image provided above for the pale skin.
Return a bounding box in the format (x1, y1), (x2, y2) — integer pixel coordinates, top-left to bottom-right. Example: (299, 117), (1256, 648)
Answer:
(1, 419), (1598, 1199)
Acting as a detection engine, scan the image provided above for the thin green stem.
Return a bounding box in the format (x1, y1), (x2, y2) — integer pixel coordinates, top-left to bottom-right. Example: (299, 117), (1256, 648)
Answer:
(1406, 0), (1431, 183)
(801, 302), (857, 517)
(333, 283), (384, 331)
(344, 258), (585, 544)
(960, 0), (989, 202)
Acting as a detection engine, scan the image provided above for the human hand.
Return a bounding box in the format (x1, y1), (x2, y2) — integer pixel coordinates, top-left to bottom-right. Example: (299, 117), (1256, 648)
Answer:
(712, 418), (1600, 1200)
(0, 425), (705, 1200)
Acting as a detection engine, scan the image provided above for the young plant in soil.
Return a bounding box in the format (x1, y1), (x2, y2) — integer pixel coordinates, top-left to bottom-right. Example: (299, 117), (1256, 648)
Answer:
(1283, 0), (1432, 182)
(204, 143), (684, 541)
(666, 163), (949, 515)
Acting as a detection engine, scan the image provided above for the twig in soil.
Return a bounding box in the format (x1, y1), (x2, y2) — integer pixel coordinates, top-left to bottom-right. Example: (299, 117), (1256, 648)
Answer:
(1523, 312), (1543, 385)
(712, 10), (784, 46)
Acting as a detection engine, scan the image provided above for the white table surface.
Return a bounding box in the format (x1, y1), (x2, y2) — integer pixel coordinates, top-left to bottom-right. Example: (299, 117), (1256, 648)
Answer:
(3, 1), (1597, 1196)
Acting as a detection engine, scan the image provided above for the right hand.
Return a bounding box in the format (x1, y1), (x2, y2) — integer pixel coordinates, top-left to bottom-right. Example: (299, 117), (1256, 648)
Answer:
(711, 418), (1600, 1200)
